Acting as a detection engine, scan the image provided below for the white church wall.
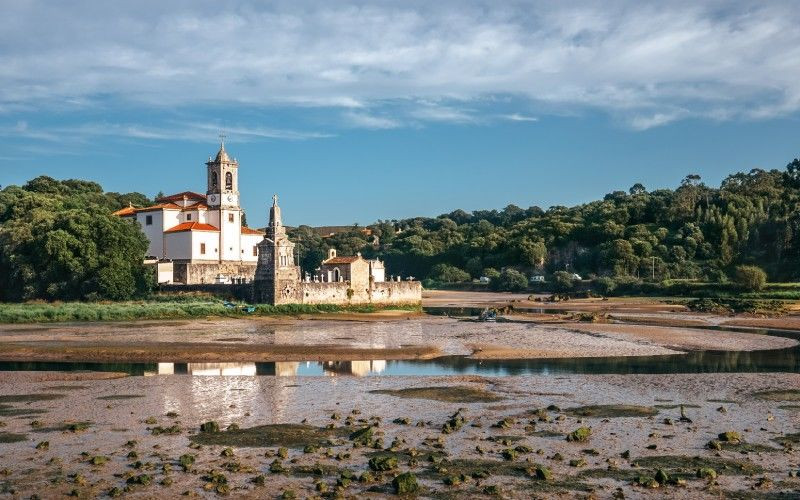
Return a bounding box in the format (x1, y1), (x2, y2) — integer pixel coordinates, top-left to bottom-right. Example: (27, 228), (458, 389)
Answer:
(241, 234), (262, 262)
(136, 210), (165, 258)
(190, 231), (221, 261)
(163, 209), (180, 231)
(164, 231), (193, 261)
(220, 209), (241, 261)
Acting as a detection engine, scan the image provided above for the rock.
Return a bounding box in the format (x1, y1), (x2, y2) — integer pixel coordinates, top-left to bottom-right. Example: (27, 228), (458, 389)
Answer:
(696, 467), (717, 479)
(569, 459), (587, 467)
(501, 449), (517, 461)
(277, 447), (288, 459)
(200, 421), (220, 433)
(90, 456), (109, 466)
(393, 417), (410, 425)
(718, 431), (741, 443)
(620, 450), (630, 459)
(35, 441), (49, 450)
(533, 465), (552, 480)
(493, 417), (515, 429)
(349, 426), (375, 446)
(566, 427), (592, 442)
(269, 460), (286, 473)
(392, 472), (419, 494)
(707, 440), (723, 450)
(368, 455), (398, 471)
(220, 447), (234, 457)
(443, 409), (468, 434)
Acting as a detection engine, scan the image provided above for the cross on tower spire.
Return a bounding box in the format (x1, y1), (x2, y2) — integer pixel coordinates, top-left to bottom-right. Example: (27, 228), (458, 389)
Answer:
(219, 132), (226, 147)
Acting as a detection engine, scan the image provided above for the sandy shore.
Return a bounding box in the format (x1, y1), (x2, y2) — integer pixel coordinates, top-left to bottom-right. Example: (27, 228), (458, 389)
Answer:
(0, 372), (797, 498)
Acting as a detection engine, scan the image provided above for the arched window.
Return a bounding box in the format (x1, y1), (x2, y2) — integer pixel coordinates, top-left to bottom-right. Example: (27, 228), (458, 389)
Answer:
(211, 171), (218, 188)
(225, 172), (233, 190)
(333, 268), (341, 282)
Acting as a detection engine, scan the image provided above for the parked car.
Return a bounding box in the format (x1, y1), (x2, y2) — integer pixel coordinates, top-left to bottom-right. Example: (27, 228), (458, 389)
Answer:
(529, 274), (545, 283)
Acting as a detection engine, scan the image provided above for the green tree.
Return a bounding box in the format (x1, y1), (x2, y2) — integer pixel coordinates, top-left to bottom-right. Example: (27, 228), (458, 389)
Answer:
(0, 177), (153, 301)
(429, 263), (470, 283)
(490, 269), (528, 291)
(552, 271), (576, 292)
(733, 265), (767, 291)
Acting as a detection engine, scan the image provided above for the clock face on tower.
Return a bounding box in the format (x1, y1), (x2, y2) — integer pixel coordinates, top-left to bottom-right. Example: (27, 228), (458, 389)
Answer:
(208, 194), (219, 206)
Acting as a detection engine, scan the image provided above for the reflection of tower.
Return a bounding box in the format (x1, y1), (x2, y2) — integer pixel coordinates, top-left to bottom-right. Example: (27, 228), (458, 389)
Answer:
(253, 195), (301, 304)
(322, 360), (386, 376)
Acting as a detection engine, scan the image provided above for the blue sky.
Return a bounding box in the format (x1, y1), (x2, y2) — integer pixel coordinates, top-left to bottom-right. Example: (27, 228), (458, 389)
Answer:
(1, 1), (799, 226)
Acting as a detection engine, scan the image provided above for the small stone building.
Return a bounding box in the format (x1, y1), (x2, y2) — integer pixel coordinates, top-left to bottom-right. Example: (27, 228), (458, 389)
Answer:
(253, 197), (421, 306)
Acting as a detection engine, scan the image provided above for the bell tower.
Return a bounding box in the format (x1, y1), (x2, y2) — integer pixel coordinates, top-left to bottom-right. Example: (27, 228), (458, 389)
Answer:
(206, 135), (239, 209)
(253, 194), (300, 304)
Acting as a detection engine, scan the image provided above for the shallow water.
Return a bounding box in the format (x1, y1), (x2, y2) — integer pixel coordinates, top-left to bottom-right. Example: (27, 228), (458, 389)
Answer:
(1, 324), (798, 377)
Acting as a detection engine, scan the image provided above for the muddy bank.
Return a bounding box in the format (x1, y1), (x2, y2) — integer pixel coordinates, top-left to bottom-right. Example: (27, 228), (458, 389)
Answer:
(0, 372), (797, 498)
(0, 316), (795, 363)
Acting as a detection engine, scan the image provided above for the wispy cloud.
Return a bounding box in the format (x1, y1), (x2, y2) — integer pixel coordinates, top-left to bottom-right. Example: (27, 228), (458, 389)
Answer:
(0, 121), (333, 147)
(0, 1), (799, 130)
(501, 113), (538, 122)
(343, 111), (401, 129)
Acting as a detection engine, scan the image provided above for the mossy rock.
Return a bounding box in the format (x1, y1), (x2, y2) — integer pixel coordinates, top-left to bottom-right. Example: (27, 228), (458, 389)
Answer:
(190, 423), (349, 449)
(349, 426), (375, 445)
(370, 386), (503, 403)
(368, 455), (398, 471)
(392, 472), (419, 494)
(199, 421), (220, 433)
(566, 427), (591, 442)
(564, 405), (658, 418)
(718, 431), (742, 443)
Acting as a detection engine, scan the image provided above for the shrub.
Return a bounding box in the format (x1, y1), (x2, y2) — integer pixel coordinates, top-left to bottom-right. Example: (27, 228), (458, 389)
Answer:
(482, 268), (501, 279)
(733, 265), (767, 291)
(429, 264), (470, 283)
(592, 277), (617, 295)
(490, 269), (528, 292)
(552, 271), (575, 292)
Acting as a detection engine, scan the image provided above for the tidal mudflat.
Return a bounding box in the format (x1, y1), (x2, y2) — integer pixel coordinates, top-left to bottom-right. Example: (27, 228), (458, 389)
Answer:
(0, 372), (799, 498)
(1, 292), (799, 497)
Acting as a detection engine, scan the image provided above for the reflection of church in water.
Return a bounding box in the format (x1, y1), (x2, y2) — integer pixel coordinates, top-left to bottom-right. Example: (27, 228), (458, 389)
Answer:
(149, 360), (386, 377)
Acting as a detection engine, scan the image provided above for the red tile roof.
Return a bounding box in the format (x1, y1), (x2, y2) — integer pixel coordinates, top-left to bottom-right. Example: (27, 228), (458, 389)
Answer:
(112, 206), (137, 216)
(164, 222), (219, 233)
(136, 202), (182, 213)
(323, 256), (361, 265)
(182, 202), (209, 211)
(156, 191), (208, 203)
(241, 226), (264, 235)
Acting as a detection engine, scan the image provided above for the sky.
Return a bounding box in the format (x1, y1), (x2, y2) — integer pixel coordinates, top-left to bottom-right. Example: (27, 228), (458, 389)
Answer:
(0, 0), (799, 226)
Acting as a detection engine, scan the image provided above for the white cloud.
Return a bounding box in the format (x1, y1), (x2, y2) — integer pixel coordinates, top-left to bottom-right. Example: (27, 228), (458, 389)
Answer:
(502, 113), (538, 122)
(343, 111), (401, 129)
(0, 1), (799, 129)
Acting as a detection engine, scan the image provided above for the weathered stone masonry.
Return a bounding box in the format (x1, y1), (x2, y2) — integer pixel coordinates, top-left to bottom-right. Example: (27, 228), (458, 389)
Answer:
(252, 197), (422, 306)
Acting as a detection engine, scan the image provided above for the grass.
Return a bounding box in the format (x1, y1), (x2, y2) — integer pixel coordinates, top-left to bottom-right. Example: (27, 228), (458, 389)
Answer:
(0, 297), (422, 324)
(563, 405), (659, 418)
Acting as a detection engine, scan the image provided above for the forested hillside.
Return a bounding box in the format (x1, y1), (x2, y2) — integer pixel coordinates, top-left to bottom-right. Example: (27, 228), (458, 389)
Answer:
(0, 177), (153, 301)
(291, 158), (800, 287)
(3, 157), (800, 302)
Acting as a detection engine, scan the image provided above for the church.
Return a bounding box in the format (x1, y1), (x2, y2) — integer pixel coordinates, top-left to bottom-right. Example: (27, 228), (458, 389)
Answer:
(113, 141), (264, 284)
